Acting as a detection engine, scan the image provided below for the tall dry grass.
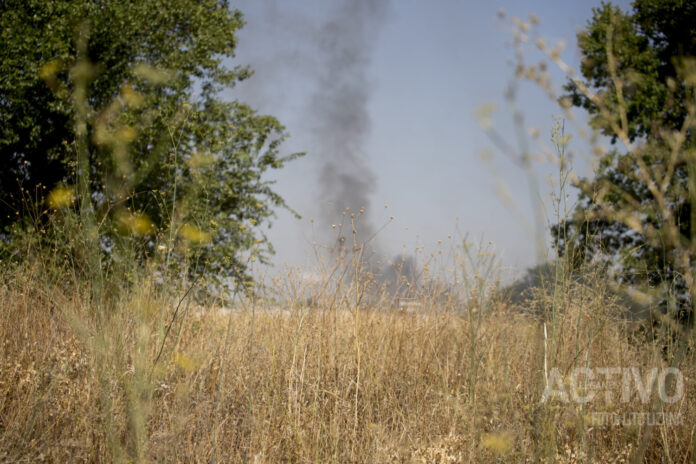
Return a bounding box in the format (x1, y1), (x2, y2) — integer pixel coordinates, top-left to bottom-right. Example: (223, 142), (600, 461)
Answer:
(1, 253), (693, 463)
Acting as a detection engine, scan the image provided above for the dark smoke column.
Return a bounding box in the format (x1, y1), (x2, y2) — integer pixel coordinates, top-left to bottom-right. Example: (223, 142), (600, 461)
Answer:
(309, 0), (390, 250)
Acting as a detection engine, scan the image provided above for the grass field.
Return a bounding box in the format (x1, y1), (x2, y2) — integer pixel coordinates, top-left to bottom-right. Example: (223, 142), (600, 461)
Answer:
(1, 256), (693, 463)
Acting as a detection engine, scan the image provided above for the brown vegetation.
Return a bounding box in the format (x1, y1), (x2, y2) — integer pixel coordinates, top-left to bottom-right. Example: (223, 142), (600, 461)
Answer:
(1, 259), (693, 463)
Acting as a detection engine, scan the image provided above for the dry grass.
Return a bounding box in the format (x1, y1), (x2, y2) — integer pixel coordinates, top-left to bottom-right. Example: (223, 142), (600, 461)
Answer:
(0, 260), (694, 463)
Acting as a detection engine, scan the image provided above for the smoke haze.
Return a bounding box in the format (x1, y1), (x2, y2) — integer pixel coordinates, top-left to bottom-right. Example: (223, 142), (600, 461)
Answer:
(307, 0), (389, 249)
(233, 0), (420, 287)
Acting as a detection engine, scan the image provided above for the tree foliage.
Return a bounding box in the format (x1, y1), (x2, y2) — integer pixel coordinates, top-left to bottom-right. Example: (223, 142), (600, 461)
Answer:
(555, 0), (696, 321)
(0, 0), (302, 283)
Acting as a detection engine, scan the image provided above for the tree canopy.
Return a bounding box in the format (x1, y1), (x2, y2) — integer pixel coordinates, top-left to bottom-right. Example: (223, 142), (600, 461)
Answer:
(0, 0), (302, 283)
(556, 0), (696, 322)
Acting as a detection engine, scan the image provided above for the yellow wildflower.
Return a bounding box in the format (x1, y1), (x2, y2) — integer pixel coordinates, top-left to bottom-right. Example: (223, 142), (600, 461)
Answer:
(180, 224), (211, 244)
(481, 432), (513, 456)
(47, 186), (75, 209)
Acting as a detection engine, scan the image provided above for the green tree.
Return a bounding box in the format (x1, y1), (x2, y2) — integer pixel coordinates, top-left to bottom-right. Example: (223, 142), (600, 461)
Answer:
(555, 0), (696, 322)
(0, 0), (302, 283)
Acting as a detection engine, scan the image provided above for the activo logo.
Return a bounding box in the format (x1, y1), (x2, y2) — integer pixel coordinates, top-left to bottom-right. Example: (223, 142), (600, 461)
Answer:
(541, 367), (684, 404)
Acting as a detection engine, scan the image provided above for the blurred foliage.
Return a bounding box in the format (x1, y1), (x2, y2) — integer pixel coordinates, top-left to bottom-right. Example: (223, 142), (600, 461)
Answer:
(554, 0), (696, 323)
(0, 0), (303, 284)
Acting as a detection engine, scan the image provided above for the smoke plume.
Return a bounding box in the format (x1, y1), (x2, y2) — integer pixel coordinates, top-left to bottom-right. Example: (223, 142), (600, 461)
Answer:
(234, 0), (418, 292)
(308, 0), (389, 250)
(307, 1), (420, 294)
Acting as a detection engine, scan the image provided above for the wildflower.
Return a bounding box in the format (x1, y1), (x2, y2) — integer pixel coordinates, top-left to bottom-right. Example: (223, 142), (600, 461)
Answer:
(187, 151), (214, 170)
(132, 63), (173, 84)
(172, 352), (199, 371)
(47, 186), (75, 209)
(38, 59), (62, 81)
(116, 210), (154, 235)
(120, 85), (143, 108)
(481, 432), (513, 455)
(180, 224), (211, 243)
(117, 126), (137, 143)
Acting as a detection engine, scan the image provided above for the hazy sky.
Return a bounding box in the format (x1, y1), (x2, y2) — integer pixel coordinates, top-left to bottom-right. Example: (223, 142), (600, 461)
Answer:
(226, 0), (632, 280)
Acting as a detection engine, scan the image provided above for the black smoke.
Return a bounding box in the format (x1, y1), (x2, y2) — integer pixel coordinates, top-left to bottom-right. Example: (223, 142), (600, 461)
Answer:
(306, 0), (388, 247)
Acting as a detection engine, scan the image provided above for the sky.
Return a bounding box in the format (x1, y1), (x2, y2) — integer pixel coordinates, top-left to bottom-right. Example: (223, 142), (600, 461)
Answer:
(225, 0), (633, 282)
